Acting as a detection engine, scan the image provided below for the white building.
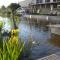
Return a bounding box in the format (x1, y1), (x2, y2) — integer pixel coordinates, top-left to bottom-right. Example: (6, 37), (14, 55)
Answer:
(19, 0), (60, 14)
(30, 0), (60, 14)
(19, 0), (34, 7)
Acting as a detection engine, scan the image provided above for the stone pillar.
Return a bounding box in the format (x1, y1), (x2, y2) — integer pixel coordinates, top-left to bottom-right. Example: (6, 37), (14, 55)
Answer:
(57, 4), (58, 9)
(45, 4), (46, 8)
(50, 4), (53, 11)
(40, 5), (41, 9)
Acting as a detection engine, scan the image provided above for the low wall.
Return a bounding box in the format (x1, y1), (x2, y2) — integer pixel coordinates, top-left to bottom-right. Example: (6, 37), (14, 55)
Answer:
(24, 15), (60, 22)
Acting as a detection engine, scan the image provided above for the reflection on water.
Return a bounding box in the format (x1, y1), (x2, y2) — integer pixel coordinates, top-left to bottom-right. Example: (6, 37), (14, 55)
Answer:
(49, 34), (60, 47)
(18, 19), (60, 60)
(0, 17), (12, 32)
(0, 16), (60, 60)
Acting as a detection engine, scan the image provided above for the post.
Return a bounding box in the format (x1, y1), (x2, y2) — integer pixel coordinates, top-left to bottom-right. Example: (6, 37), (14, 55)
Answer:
(50, 4), (53, 11)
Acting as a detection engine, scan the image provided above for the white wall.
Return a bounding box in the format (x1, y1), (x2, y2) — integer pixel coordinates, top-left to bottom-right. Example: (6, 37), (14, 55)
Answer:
(43, 0), (45, 3)
(51, 27), (60, 35)
(19, 0), (33, 7)
(32, 0), (36, 4)
(50, 0), (53, 2)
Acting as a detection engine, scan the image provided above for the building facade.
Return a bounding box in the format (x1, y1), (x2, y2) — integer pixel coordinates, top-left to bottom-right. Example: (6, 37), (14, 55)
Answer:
(29, 0), (60, 14)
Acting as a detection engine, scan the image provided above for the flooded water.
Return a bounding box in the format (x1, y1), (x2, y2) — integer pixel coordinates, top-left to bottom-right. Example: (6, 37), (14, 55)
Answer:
(0, 16), (60, 60)
(18, 17), (60, 60)
(0, 17), (12, 32)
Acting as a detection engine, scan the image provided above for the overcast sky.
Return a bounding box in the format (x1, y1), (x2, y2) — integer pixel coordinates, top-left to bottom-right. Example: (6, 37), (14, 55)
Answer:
(0, 0), (24, 7)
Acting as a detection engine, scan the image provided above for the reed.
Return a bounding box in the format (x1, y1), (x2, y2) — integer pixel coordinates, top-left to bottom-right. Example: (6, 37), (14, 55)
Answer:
(0, 29), (25, 60)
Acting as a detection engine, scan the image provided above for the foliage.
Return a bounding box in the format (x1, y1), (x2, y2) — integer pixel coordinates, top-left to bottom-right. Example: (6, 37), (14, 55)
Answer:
(8, 3), (21, 12)
(0, 21), (3, 48)
(0, 21), (3, 29)
(0, 29), (25, 60)
(7, 11), (11, 17)
(14, 16), (20, 24)
(1, 5), (6, 10)
(0, 5), (7, 16)
(7, 3), (21, 29)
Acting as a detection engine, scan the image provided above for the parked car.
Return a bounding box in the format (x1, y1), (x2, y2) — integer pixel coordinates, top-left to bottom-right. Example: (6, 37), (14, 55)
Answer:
(49, 11), (57, 16)
(16, 8), (25, 15)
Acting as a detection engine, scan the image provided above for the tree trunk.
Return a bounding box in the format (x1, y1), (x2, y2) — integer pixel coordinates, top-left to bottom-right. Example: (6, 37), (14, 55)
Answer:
(12, 12), (18, 29)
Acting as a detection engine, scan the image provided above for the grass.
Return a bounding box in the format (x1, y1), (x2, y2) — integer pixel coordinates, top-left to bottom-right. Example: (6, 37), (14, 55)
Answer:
(0, 29), (25, 60)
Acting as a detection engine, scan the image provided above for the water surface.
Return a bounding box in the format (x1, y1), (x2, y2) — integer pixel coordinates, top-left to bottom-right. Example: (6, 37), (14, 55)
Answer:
(0, 16), (60, 60)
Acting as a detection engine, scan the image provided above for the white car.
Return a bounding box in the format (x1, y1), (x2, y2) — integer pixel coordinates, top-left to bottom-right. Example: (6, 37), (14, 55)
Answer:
(49, 11), (57, 16)
(17, 8), (25, 14)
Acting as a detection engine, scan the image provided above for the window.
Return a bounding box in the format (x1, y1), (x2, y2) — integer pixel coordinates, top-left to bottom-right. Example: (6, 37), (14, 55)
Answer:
(40, 0), (43, 3)
(53, 4), (57, 8)
(36, 0), (40, 3)
(46, 4), (50, 8)
(57, 0), (60, 2)
(53, 0), (56, 2)
(57, 3), (60, 8)
(45, 0), (50, 2)
(36, 0), (43, 3)
(41, 4), (45, 8)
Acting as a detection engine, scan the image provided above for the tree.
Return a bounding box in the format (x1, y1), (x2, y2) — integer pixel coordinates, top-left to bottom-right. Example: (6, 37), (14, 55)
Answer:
(1, 5), (6, 10)
(8, 3), (21, 29)
(0, 5), (6, 15)
(8, 3), (20, 12)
